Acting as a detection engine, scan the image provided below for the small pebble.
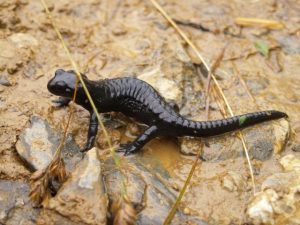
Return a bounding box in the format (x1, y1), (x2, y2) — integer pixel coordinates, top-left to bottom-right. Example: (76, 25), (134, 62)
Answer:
(183, 207), (191, 215)
(0, 76), (11, 86)
(292, 144), (300, 152)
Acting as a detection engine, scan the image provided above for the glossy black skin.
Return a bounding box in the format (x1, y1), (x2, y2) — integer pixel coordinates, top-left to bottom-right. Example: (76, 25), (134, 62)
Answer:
(47, 69), (288, 155)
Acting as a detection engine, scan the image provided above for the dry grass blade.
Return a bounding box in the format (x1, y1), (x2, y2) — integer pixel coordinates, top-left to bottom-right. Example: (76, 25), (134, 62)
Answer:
(111, 195), (137, 225)
(150, 0), (257, 223)
(29, 171), (49, 205)
(211, 75), (256, 194)
(40, 0), (118, 165)
(235, 17), (284, 29)
(163, 144), (203, 225)
(31, 0), (134, 215)
(232, 62), (257, 104)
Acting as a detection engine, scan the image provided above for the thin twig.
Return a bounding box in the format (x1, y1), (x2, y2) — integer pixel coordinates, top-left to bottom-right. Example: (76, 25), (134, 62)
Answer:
(205, 44), (227, 119)
(232, 62), (257, 104)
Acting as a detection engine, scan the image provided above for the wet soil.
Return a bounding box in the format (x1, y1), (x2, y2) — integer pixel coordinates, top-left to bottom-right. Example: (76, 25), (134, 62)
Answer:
(0, 0), (299, 224)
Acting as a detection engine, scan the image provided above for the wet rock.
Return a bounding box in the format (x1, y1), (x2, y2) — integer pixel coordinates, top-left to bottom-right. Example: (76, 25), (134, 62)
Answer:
(246, 154), (300, 224)
(16, 116), (82, 171)
(103, 155), (208, 225)
(105, 167), (146, 210)
(222, 171), (246, 192)
(37, 209), (83, 225)
(46, 148), (107, 225)
(0, 180), (39, 225)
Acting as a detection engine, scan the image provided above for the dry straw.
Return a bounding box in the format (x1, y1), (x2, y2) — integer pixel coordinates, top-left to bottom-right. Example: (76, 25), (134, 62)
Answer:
(31, 1), (134, 223)
(149, 0), (257, 224)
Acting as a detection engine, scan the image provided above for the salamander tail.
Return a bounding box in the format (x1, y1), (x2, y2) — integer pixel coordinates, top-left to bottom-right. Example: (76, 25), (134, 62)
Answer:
(181, 110), (287, 137)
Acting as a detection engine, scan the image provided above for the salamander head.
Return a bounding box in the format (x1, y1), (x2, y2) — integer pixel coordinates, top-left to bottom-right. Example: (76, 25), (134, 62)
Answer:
(47, 69), (86, 98)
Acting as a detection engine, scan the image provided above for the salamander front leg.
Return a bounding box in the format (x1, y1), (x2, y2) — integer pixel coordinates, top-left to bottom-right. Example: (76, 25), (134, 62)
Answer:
(117, 125), (158, 156)
(81, 111), (98, 152)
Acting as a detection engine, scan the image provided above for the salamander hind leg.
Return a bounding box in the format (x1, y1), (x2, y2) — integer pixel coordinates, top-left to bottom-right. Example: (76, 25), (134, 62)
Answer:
(117, 125), (158, 155)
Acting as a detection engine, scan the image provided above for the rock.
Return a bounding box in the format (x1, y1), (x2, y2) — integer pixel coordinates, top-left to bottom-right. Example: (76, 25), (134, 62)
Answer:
(0, 40), (16, 59)
(246, 77), (269, 95)
(222, 171), (246, 192)
(46, 148), (108, 225)
(245, 129), (274, 161)
(105, 167), (146, 210)
(246, 189), (276, 225)
(292, 143), (300, 152)
(0, 34), (35, 75)
(246, 154), (300, 224)
(0, 180), (39, 225)
(0, 76), (12, 86)
(272, 119), (290, 154)
(9, 33), (39, 49)
(280, 154), (300, 171)
(37, 209), (84, 225)
(23, 62), (43, 79)
(0, 39), (16, 72)
(138, 66), (182, 103)
(179, 137), (202, 155)
(275, 35), (300, 54)
(16, 116), (82, 171)
(103, 155), (208, 225)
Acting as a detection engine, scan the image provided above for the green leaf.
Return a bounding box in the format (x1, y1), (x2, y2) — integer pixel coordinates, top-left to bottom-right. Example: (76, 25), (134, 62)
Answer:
(254, 41), (269, 57)
(239, 115), (247, 126)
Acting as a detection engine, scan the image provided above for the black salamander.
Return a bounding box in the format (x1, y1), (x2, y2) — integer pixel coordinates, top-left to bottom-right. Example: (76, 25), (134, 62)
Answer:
(47, 69), (288, 155)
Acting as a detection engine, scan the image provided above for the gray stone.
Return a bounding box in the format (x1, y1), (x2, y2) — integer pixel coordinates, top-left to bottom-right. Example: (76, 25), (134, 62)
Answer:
(0, 76), (11, 87)
(0, 180), (39, 225)
(16, 116), (82, 171)
(246, 131), (274, 161)
(103, 154), (208, 225)
(246, 77), (269, 95)
(46, 148), (107, 225)
(275, 35), (300, 54)
(292, 143), (300, 152)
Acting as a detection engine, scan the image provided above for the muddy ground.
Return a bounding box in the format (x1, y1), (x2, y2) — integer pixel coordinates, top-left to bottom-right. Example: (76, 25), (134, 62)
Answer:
(0, 0), (300, 225)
